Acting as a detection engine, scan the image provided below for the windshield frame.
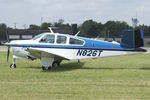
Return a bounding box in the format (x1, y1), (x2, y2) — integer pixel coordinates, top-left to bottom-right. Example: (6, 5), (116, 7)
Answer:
(32, 33), (44, 40)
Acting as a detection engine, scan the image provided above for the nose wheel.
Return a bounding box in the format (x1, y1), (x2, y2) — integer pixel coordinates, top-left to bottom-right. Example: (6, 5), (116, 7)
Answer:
(10, 57), (16, 69)
(10, 64), (16, 68)
(42, 66), (51, 70)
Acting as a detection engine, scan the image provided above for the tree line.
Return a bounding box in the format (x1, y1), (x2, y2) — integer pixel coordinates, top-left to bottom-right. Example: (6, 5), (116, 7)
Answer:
(0, 20), (150, 40)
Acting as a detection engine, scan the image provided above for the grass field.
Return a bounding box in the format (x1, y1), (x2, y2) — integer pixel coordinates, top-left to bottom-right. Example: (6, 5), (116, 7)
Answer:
(145, 44), (150, 48)
(0, 52), (150, 100)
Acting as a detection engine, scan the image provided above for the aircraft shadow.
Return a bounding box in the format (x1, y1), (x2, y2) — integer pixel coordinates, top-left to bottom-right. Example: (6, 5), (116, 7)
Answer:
(140, 67), (150, 70)
(43, 62), (85, 72)
(25, 66), (42, 69)
(81, 67), (150, 70)
(25, 62), (150, 72)
(47, 66), (150, 72)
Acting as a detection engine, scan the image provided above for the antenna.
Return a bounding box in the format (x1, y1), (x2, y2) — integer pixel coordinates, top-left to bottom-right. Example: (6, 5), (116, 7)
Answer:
(6, 28), (9, 42)
(132, 12), (139, 29)
(48, 27), (54, 33)
(23, 24), (27, 29)
(132, 17), (139, 49)
(41, 17), (43, 25)
(14, 22), (17, 29)
(132, 18), (138, 29)
(75, 31), (80, 36)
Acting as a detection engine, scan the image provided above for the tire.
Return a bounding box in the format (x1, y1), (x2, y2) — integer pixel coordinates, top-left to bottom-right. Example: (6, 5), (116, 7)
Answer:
(52, 61), (60, 68)
(42, 66), (46, 70)
(10, 64), (16, 68)
(42, 66), (51, 70)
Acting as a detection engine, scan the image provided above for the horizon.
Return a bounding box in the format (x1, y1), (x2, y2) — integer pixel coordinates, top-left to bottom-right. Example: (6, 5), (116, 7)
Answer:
(0, 0), (150, 29)
(0, 19), (146, 29)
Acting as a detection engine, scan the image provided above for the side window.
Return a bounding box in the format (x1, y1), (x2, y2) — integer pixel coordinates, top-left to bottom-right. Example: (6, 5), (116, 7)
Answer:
(69, 38), (84, 45)
(40, 34), (55, 43)
(57, 35), (67, 44)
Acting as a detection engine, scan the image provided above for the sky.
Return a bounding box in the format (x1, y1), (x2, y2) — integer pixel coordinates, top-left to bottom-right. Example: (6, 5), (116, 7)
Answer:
(0, 0), (150, 29)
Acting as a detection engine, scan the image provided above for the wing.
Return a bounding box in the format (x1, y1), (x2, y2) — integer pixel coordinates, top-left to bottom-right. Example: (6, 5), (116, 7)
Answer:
(26, 47), (70, 60)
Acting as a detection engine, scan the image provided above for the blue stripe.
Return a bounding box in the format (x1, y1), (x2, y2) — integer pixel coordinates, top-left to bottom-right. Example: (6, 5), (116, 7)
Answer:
(10, 44), (146, 52)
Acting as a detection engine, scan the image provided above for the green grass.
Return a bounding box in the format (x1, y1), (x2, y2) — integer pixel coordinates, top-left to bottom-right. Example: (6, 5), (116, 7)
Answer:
(145, 44), (150, 47)
(0, 52), (150, 100)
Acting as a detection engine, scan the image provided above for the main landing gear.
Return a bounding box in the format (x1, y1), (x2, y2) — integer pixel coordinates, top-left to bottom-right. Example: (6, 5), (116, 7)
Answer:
(42, 61), (61, 70)
(52, 61), (60, 68)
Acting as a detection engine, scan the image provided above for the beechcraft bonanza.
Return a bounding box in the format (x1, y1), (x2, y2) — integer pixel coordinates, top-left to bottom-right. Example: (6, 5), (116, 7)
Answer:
(4, 28), (146, 70)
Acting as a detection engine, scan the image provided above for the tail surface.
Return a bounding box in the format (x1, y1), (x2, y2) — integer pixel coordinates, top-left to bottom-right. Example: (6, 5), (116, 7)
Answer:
(121, 29), (144, 48)
(120, 29), (146, 52)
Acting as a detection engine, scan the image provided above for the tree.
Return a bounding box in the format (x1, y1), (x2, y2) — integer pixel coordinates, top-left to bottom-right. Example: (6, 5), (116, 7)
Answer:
(29, 24), (40, 30)
(41, 22), (52, 30)
(80, 20), (100, 37)
(136, 24), (150, 36)
(104, 21), (130, 37)
(54, 22), (71, 30)
(97, 22), (104, 37)
(72, 24), (78, 35)
(0, 23), (7, 41)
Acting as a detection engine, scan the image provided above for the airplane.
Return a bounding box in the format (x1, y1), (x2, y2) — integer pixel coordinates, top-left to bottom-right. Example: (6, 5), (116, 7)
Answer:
(4, 28), (146, 70)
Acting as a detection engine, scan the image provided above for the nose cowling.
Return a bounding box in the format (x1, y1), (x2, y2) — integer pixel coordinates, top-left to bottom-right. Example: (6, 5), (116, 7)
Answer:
(5, 40), (27, 62)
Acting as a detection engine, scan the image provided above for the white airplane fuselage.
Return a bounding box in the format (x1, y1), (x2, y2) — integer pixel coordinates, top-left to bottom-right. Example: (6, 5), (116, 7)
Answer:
(6, 32), (146, 70)
(10, 39), (127, 61)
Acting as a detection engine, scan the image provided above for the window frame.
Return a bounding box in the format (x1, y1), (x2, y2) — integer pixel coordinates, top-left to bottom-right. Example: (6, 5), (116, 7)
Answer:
(69, 37), (85, 46)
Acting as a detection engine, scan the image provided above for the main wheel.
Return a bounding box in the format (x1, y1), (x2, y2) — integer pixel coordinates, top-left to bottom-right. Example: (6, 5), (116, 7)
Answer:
(10, 64), (16, 68)
(42, 66), (51, 70)
(52, 61), (60, 68)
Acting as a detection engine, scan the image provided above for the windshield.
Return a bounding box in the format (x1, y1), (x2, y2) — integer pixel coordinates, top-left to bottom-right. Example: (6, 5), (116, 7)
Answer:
(40, 34), (55, 43)
(32, 33), (44, 40)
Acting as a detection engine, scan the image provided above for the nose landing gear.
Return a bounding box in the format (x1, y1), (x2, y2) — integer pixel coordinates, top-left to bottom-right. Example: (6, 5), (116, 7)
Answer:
(42, 66), (51, 70)
(10, 64), (16, 68)
(10, 58), (16, 69)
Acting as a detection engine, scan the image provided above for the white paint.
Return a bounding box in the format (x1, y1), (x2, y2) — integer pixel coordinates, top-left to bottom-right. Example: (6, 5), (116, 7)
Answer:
(22, 35), (33, 39)
(9, 35), (20, 39)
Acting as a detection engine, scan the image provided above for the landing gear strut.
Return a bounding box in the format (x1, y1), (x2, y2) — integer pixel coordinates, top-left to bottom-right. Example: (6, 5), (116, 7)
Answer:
(42, 61), (61, 70)
(10, 58), (16, 68)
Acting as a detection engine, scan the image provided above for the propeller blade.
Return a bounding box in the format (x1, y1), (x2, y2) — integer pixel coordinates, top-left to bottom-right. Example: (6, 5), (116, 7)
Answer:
(6, 29), (9, 42)
(7, 47), (10, 62)
(6, 28), (10, 62)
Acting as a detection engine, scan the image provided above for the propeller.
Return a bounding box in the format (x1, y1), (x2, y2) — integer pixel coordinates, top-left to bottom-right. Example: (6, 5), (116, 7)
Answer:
(5, 29), (10, 62)
(7, 47), (10, 62)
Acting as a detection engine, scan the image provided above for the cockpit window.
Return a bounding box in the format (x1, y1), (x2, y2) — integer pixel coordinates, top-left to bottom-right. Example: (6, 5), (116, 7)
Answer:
(69, 38), (84, 45)
(40, 34), (55, 43)
(57, 35), (67, 44)
(32, 33), (43, 40)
